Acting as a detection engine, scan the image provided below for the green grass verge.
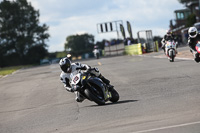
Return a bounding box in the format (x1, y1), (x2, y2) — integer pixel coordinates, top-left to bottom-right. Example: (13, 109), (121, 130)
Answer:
(0, 66), (24, 76)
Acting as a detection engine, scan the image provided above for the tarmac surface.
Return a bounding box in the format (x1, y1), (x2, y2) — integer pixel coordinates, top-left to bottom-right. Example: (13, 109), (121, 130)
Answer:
(143, 45), (193, 60)
(0, 45), (200, 133)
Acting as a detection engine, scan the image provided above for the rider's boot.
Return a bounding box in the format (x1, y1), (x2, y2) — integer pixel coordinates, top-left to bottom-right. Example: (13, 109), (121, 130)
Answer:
(162, 47), (166, 54)
(194, 53), (200, 63)
(161, 43), (166, 55)
(99, 74), (110, 84)
(99, 74), (114, 90)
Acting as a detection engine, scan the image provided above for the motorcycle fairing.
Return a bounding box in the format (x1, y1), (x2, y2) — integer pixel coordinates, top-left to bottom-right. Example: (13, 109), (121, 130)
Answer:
(87, 77), (110, 100)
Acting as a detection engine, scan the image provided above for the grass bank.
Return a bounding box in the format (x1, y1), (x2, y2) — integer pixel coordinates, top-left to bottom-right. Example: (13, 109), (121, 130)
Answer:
(0, 66), (25, 77)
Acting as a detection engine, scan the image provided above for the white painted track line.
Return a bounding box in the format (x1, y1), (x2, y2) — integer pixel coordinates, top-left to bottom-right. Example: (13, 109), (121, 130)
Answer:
(132, 121), (200, 133)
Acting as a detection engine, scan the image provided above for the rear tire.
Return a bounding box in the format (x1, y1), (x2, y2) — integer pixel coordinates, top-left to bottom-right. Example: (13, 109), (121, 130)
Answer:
(110, 88), (119, 103)
(84, 88), (105, 105)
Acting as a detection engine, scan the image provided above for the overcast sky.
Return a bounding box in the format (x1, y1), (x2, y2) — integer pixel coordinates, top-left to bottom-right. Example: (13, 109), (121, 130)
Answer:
(2, 0), (185, 52)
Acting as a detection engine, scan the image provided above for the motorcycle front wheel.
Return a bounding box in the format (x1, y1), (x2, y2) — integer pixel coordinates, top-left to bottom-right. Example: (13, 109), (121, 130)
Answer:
(169, 50), (174, 62)
(96, 53), (99, 59)
(84, 88), (105, 105)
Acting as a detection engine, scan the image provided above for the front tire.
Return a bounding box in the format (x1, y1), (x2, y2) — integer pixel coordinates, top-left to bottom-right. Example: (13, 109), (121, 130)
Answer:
(169, 50), (174, 62)
(171, 51), (174, 62)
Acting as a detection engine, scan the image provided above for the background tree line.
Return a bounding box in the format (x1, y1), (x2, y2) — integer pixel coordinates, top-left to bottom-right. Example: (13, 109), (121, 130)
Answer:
(63, 34), (124, 58)
(178, 0), (198, 4)
(0, 0), (120, 67)
(64, 34), (95, 57)
(0, 0), (49, 67)
(0, 0), (165, 67)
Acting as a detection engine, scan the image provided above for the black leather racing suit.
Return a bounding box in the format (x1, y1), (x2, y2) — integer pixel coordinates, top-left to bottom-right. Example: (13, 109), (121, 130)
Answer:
(161, 34), (176, 48)
(60, 62), (111, 102)
(187, 33), (200, 62)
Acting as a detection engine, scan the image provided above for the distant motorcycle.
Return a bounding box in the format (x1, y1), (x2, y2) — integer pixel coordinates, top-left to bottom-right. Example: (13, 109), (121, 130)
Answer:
(70, 68), (119, 105)
(93, 49), (100, 59)
(67, 54), (72, 61)
(165, 40), (177, 62)
(195, 41), (200, 54)
(191, 41), (200, 61)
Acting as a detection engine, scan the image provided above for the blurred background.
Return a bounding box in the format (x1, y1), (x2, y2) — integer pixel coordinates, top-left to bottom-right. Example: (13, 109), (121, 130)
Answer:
(0, 0), (200, 67)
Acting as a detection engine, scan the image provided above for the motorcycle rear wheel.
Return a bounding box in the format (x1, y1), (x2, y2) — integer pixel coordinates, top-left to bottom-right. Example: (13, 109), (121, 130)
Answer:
(109, 88), (119, 103)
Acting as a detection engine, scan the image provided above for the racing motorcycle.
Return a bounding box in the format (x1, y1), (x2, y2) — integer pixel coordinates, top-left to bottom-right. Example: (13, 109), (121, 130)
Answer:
(191, 41), (200, 61)
(165, 40), (177, 62)
(70, 69), (119, 105)
(195, 41), (200, 53)
(93, 49), (100, 59)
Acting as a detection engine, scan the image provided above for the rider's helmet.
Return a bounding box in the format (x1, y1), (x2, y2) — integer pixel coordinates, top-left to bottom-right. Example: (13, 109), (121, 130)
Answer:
(67, 54), (71, 58)
(59, 57), (72, 73)
(94, 45), (98, 49)
(188, 27), (198, 38)
(166, 29), (172, 36)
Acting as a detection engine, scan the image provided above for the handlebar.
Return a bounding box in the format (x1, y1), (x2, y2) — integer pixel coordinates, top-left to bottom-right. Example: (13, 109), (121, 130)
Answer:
(76, 67), (87, 70)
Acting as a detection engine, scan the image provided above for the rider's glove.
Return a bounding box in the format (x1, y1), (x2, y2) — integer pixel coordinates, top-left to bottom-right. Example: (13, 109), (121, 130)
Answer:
(71, 85), (81, 92)
(76, 66), (87, 70)
(81, 66), (87, 70)
(90, 67), (99, 72)
(87, 66), (92, 72)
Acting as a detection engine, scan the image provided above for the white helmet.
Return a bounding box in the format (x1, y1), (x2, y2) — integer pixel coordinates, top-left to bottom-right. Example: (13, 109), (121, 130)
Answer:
(188, 27), (198, 38)
(166, 29), (172, 35)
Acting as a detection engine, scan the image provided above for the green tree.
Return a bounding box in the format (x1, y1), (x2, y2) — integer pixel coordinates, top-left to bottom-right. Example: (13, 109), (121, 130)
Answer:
(186, 14), (196, 27)
(64, 34), (94, 57)
(178, 0), (198, 4)
(25, 45), (48, 64)
(0, 0), (49, 67)
(95, 40), (106, 50)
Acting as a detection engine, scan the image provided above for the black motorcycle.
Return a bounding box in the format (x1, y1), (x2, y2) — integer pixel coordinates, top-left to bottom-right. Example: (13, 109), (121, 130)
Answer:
(71, 69), (119, 105)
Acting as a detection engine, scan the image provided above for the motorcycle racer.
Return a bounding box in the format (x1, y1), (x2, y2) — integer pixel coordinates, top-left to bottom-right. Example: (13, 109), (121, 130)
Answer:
(161, 30), (177, 52)
(59, 57), (113, 102)
(187, 27), (200, 63)
(93, 45), (100, 59)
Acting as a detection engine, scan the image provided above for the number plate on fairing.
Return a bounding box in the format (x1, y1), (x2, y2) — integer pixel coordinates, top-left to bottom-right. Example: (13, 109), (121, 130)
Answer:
(71, 74), (81, 85)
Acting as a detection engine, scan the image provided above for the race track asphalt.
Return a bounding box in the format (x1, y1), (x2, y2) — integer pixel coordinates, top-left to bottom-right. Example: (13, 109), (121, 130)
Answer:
(0, 46), (200, 133)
